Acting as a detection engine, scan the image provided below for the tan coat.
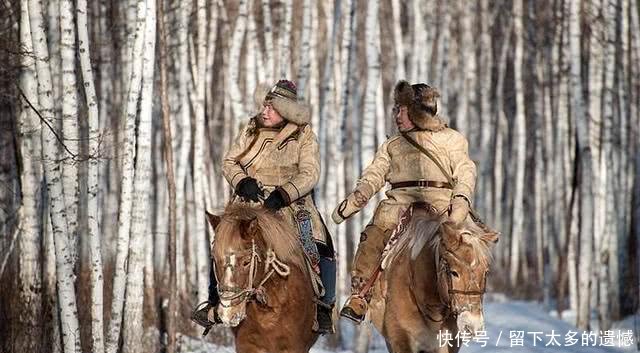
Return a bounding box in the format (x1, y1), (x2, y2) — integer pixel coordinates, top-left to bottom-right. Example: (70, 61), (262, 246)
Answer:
(335, 128), (476, 229)
(222, 121), (327, 244)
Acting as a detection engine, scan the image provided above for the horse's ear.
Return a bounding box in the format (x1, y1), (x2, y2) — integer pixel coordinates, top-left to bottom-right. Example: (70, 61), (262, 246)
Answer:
(481, 231), (500, 244)
(239, 217), (258, 239)
(440, 221), (462, 246)
(206, 210), (221, 230)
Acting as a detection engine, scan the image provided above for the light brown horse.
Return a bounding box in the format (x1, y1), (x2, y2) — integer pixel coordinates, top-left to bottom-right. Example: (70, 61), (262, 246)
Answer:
(206, 203), (319, 353)
(370, 204), (499, 353)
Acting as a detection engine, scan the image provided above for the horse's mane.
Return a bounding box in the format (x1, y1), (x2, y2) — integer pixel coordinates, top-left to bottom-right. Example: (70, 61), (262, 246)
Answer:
(214, 203), (307, 272)
(406, 208), (494, 268)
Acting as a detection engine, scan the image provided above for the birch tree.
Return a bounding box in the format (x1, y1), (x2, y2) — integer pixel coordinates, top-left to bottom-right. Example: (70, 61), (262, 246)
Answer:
(227, 0), (249, 123)
(60, 0), (79, 264)
(27, 0), (81, 351)
(105, 0), (148, 351)
(509, 0), (526, 287)
(76, 0), (105, 349)
(193, 0), (209, 303)
(157, 0), (177, 350)
(122, 1), (156, 351)
(568, 0), (595, 329)
(16, 2), (43, 351)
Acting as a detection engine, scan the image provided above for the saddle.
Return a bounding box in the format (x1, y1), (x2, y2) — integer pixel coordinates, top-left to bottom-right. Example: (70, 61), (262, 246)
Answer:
(381, 202), (445, 270)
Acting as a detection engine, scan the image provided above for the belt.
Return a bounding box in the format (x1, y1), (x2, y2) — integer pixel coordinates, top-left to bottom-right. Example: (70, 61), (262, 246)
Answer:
(390, 180), (453, 190)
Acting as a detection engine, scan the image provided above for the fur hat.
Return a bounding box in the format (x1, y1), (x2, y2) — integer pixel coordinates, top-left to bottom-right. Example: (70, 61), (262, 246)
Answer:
(393, 80), (446, 132)
(254, 80), (311, 125)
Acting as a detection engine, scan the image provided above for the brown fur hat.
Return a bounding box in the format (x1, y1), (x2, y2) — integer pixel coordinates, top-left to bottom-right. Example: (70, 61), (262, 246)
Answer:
(254, 80), (311, 125)
(393, 80), (446, 132)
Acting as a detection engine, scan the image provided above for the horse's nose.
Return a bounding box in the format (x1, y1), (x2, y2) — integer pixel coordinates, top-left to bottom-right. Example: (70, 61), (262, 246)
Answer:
(457, 311), (485, 336)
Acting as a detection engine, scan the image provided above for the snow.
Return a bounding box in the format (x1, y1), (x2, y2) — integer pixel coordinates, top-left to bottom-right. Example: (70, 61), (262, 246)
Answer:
(179, 298), (638, 353)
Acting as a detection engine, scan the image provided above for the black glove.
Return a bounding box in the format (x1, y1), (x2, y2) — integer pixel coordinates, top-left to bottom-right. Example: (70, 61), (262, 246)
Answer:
(235, 177), (264, 202)
(264, 189), (287, 210)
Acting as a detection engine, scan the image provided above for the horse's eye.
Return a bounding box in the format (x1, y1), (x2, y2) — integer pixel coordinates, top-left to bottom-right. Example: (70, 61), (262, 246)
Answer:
(450, 270), (459, 278)
(242, 259), (251, 268)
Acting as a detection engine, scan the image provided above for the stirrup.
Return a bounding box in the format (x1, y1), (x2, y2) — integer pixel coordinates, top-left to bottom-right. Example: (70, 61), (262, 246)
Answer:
(339, 296), (367, 324)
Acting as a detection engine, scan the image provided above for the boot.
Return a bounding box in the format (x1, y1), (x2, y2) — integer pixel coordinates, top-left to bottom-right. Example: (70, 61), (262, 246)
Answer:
(191, 301), (222, 336)
(315, 304), (335, 334)
(339, 295), (368, 324)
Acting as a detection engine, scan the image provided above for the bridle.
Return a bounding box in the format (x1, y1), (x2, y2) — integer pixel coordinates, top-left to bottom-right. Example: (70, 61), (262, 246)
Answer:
(412, 230), (487, 325)
(217, 239), (291, 308)
(435, 234), (487, 316)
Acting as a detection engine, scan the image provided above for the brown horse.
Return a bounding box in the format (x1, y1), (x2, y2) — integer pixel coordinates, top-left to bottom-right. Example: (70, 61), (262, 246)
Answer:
(369, 205), (499, 353)
(206, 203), (319, 353)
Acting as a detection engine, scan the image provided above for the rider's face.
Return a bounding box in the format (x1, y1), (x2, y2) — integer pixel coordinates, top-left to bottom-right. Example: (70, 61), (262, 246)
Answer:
(261, 103), (284, 127)
(394, 105), (415, 132)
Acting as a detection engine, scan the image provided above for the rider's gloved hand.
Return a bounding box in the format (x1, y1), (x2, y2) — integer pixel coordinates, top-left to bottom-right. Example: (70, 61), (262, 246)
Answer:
(448, 196), (470, 225)
(235, 177), (264, 202)
(264, 188), (288, 210)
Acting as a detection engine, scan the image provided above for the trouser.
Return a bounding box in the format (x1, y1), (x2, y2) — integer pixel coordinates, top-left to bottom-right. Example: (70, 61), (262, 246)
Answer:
(350, 224), (395, 297)
(316, 239), (336, 305)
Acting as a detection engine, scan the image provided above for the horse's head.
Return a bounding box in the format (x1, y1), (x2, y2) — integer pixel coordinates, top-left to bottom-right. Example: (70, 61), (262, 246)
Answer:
(206, 204), (304, 327)
(437, 220), (499, 336)
(207, 210), (261, 326)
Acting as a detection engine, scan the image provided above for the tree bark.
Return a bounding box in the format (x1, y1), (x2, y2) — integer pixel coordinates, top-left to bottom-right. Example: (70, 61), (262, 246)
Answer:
(28, 0), (81, 351)
(76, 0), (105, 349)
(105, 0), (147, 350)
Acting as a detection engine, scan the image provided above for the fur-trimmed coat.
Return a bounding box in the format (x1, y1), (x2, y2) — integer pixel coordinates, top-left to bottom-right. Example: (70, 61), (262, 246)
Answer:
(222, 120), (327, 244)
(333, 127), (477, 229)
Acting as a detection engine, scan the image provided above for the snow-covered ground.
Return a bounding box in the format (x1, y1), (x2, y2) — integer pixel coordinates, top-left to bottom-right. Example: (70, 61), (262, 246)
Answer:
(179, 297), (639, 353)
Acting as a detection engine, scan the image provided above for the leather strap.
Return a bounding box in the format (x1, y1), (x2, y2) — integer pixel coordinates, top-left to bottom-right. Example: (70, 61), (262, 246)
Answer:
(401, 132), (456, 187)
(391, 180), (453, 190)
(401, 132), (484, 222)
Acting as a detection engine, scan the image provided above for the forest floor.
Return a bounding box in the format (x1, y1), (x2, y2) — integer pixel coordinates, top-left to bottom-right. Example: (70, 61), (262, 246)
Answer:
(178, 296), (639, 353)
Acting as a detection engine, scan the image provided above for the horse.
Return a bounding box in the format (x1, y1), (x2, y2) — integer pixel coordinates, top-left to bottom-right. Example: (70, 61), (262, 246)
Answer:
(206, 203), (319, 353)
(369, 204), (499, 353)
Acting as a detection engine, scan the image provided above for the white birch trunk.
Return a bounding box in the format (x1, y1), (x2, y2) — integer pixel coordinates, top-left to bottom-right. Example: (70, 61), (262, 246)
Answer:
(509, 0), (526, 287)
(76, 0), (105, 349)
(122, 1), (155, 350)
(362, 0), (380, 165)
(261, 0), (275, 81)
(105, 0), (147, 351)
(17, 3), (43, 351)
(28, 0), (81, 351)
(390, 0), (405, 79)
(478, 0), (493, 216)
(455, 1), (474, 136)
(193, 0), (209, 303)
(43, 210), (63, 353)
(435, 3), (450, 108)
(246, 7), (259, 101)
(227, 0), (249, 123)
(309, 2), (320, 129)
(279, 0), (293, 78)
(175, 0), (192, 296)
(60, 0), (79, 263)
(409, 0), (425, 82)
(297, 0), (312, 99)
(568, 0), (595, 329)
(47, 0), (61, 108)
(361, 0), (380, 231)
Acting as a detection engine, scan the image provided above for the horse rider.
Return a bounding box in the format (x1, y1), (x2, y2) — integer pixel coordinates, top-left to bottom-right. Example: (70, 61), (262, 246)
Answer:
(193, 80), (337, 334)
(332, 81), (477, 324)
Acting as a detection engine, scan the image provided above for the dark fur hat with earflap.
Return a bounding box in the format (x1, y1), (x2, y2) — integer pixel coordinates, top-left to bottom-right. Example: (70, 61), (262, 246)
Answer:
(393, 80), (446, 132)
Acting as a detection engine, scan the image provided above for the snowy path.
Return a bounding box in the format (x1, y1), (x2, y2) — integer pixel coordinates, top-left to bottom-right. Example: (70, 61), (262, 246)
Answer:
(180, 300), (638, 353)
